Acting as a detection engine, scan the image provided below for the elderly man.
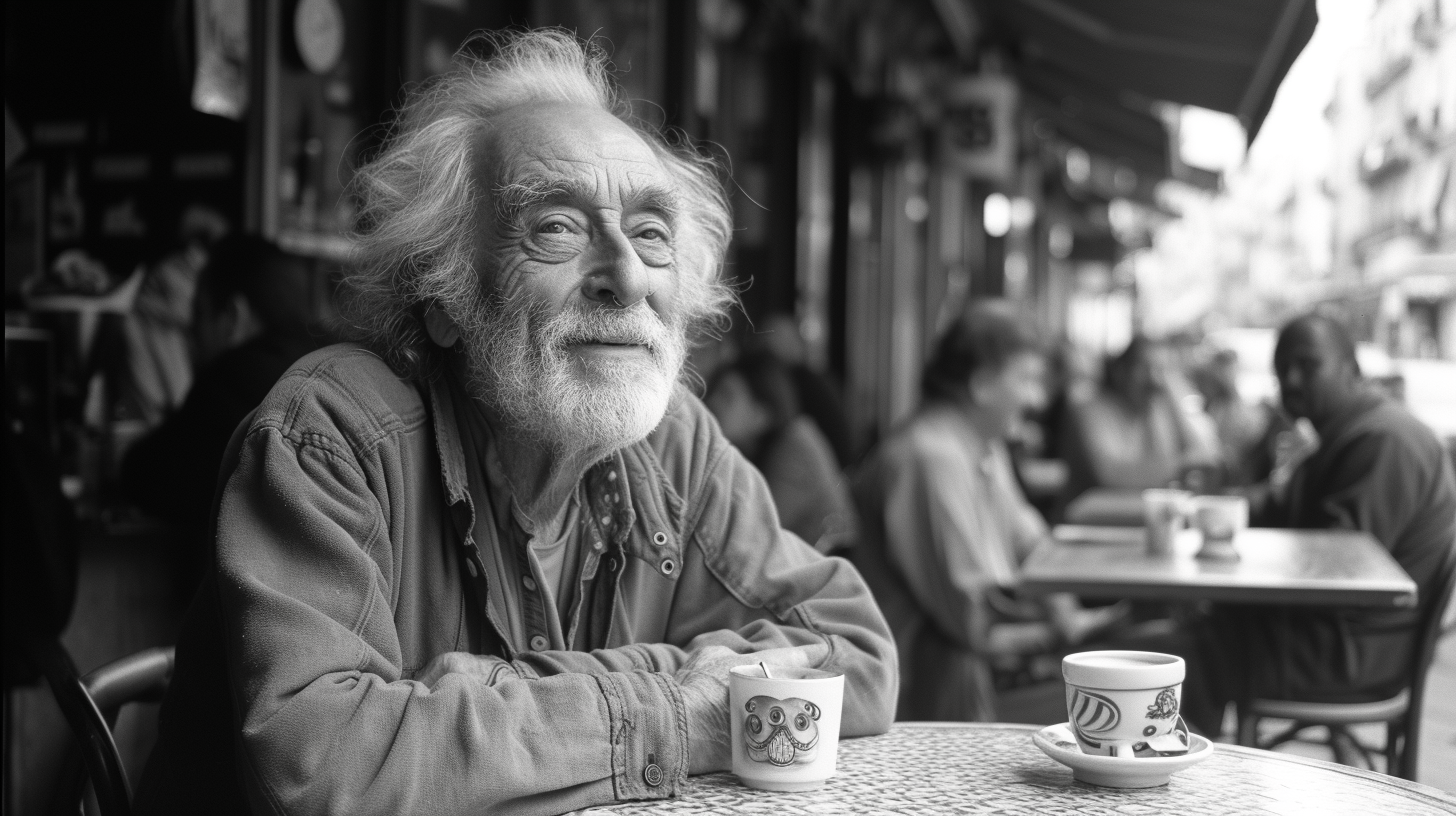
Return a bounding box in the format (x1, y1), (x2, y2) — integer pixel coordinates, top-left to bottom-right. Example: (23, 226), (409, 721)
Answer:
(853, 300), (1126, 722)
(1181, 313), (1456, 735)
(135, 31), (894, 815)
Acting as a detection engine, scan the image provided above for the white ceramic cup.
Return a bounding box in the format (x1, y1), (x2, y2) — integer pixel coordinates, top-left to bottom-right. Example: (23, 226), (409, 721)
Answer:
(1063, 651), (1189, 759)
(1142, 489), (1191, 556)
(1192, 495), (1249, 542)
(1192, 495), (1249, 560)
(728, 665), (844, 791)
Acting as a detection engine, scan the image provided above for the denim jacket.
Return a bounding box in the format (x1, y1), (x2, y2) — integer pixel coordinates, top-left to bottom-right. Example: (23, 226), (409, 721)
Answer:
(136, 344), (895, 816)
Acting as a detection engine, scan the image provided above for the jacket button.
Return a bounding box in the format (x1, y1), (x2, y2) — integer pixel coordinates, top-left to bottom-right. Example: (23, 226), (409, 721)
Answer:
(529, 635), (549, 651)
(521, 575), (537, 591)
(643, 756), (663, 787)
(607, 470), (618, 482)
(605, 556), (619, 572)
(653, 531), (668, 547)
(660, 558), (676, 576)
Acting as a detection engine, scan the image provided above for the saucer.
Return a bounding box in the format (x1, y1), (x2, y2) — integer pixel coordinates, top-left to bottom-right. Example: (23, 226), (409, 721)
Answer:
(1032, 723), (1213, 788)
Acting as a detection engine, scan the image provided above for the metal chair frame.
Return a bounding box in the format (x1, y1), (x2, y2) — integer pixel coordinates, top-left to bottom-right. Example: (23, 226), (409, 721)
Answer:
(1237, 549), (1456, 780)
(35, 642), (175, 816)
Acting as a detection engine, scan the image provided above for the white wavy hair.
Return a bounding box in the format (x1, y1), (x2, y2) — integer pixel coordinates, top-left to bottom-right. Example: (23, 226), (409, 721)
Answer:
(342, 28), (736, 379)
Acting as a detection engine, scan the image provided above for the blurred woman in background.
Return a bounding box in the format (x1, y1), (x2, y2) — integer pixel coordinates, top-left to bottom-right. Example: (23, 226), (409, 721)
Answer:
(705, 351), (857, 554)
(1062, 336), (1220, 499)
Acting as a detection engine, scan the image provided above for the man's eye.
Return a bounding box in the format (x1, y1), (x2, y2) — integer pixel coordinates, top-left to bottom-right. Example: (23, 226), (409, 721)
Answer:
(636, 227), (665, 241)
(538, 222), (569, 235)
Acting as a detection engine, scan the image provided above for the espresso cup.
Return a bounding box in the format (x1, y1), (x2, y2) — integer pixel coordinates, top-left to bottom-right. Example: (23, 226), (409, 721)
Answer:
(729, 665), (844, 791)
(1063, 651), (1189, 759)
(1142, 489), (1191, 556)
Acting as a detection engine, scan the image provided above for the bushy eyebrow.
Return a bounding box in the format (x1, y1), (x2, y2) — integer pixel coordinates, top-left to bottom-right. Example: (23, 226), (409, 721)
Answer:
(492, 173), (681, 231)
(492, 175), (570, 231)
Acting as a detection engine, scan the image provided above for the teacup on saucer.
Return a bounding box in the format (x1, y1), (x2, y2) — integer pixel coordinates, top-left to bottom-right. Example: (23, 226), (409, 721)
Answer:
(1031, 722), (1213, 788)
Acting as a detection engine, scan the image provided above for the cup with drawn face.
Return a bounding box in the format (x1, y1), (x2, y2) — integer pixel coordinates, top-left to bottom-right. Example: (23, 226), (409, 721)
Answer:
(1063, 651), (1190, 759)
(728, 665), (844, 791)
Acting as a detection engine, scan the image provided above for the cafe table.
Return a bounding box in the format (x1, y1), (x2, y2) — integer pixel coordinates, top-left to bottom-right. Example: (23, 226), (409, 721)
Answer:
(576, 722), (1455, 814)
(1019, 525), (1418, 607)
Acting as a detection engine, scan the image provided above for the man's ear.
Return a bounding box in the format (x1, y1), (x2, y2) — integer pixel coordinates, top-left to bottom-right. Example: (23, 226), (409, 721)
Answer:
(424, 305), (460, 348)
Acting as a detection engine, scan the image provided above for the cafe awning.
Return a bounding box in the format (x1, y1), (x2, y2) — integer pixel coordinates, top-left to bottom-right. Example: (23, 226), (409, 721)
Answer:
(986, 0), (1317, 141)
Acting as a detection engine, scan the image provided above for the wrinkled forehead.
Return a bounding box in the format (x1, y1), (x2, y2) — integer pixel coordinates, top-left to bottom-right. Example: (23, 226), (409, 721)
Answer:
(478, 102), (676, 202)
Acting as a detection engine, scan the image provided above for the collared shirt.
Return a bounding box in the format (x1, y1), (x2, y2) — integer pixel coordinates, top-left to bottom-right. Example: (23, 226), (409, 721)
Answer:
(135, 343), (896, 816)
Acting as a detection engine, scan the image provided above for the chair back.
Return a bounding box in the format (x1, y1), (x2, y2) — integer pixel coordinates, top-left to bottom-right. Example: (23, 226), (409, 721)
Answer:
(84, 647), (176, 728)
(32, 638), (133, 816)
(1402, 545), (1456, 779)
(35, 643), (176, 816)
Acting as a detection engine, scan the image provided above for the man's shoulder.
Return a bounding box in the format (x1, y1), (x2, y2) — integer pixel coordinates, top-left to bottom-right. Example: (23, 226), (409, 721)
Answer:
(251, 342), (428, 447)
(1343, 396), (1445, 460)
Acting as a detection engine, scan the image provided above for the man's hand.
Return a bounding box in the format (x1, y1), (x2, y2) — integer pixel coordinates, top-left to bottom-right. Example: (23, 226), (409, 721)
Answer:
(674, 643), (829, 774)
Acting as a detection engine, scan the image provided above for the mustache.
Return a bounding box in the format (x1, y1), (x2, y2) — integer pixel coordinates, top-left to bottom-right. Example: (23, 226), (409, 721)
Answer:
(544, 303), (674, 352)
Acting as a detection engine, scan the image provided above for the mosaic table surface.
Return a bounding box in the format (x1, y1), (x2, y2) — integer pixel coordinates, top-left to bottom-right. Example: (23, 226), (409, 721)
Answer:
(580, 722), (1456, 815)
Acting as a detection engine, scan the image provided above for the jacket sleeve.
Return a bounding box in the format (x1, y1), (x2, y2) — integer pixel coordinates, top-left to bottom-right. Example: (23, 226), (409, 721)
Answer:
(218, 424), (687, 816)
(653, 406), (898, 739)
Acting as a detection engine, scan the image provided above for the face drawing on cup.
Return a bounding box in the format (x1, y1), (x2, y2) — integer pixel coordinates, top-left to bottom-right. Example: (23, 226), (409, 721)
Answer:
(744, 696), (821, 767)
(1068, 684), (1189, 758)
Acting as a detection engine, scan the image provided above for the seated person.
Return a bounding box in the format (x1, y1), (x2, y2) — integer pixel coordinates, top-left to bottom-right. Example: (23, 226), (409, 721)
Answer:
(120, 236), (328, 596)
(705, 351), (857, 554)
(747, 313), (856, 467)
(1063, 336), (1220, 499)
(1193, 348), (1275, 487)
(1181, 314), (1456, 735)
(135, 30), (895, 816)
(853, 300), (1126, 722)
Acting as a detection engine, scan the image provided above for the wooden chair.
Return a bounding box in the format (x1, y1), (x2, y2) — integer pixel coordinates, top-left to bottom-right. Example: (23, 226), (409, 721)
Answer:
(36, 641), (175, 816)
(1237, 550), (1456, 780)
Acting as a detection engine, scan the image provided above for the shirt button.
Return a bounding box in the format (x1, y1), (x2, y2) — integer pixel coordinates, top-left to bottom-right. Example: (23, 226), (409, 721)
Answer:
(659, 558), (676, 577)
(522, 575), (537, 591)
(652, 531), (668, 547)
(592, 539), (604, 551)
(600, 516), (612, 527)
(529, 635), (548, 651)
(607, 471), (618, 482)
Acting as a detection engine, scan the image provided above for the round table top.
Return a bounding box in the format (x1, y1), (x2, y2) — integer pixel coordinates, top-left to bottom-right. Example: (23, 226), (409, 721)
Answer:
(579, 722), (1456, 815)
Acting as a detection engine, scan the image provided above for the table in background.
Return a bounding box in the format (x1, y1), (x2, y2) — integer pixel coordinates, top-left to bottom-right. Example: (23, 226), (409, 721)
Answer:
(1020, 525), (1418, 606)
(1062, 487), (1147, 526)
(579, 723), (1455, 815)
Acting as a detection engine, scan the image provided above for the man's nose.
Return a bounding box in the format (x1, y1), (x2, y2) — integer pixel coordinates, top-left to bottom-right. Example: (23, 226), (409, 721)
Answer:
(581, 227), (651, 308)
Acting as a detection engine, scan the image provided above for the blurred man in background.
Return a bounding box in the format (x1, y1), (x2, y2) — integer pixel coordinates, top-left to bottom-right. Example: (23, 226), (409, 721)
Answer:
(1182, 313), (1456, 736)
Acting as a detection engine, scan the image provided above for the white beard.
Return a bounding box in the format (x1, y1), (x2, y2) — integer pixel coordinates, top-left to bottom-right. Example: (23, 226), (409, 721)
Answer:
(451, 289), (685, 453)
